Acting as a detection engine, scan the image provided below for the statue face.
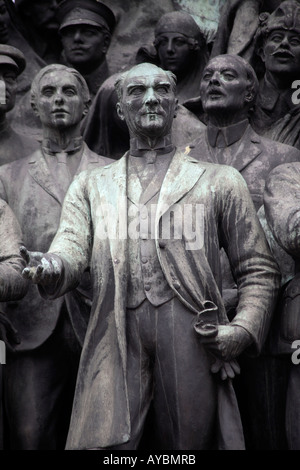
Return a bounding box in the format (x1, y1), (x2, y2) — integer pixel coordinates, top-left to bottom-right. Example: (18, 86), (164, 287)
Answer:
(117, 64), (178, 140)
(61, 25), (108, 70)
(23, 0), (59, 32)
(34, 71), (86, 129)
(261, 29), (300, 78)
(0, 65), (17, 113)
(0, 1), (10, 43)
(156, 32), (195, 77)
(200, 56), (250, 115)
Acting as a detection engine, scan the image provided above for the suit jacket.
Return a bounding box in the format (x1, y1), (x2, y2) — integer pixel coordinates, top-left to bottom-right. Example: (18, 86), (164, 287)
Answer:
(0, 143), (113, 351)
(187, 125), (300, 211)
(42, 149), (280, 449)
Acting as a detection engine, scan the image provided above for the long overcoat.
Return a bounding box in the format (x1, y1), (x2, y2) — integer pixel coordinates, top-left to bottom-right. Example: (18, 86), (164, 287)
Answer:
(45, 149), (280, 449)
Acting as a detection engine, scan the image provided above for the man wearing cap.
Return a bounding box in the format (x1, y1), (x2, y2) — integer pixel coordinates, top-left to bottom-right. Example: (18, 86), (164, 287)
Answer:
(0, 63), (113, 450)
(250, 0), (300, 150)
(0, 0), (46, 104)
(0, 44), (38, 164)
(58, 0), (116, 100)
(136, 11), (208, 104)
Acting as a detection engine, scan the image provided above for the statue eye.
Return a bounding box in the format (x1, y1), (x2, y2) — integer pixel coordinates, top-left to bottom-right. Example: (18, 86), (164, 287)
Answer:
(41, 88), (55, 97)
(64, 88), (77, 96)
(269, 33), (283, 43)
(290, 37), (300, 46)
(156, 86), (169, 94)
(128, 86), (144, 96)
(202, 72), (212, 81)
(173, 38), (186, 47)
(222, 72), (236, 81)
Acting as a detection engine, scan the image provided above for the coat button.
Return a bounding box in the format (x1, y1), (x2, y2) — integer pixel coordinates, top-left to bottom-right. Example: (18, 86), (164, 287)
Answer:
(141, 233), (148, 240)
(173, 281), (181, 289)
(141, 257), (148, 264)
(144, 283), (151, 291)
(158, 240), (166, 248)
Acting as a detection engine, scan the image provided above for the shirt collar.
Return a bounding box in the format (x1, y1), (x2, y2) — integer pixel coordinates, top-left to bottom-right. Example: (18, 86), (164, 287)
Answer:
(207, 119), (249, 148)
(129, 133), (175, 157)
(42, 137), (83, 155)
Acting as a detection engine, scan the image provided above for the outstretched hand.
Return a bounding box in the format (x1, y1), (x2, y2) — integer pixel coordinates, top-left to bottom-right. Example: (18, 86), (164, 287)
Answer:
(20, 246), (62, 286)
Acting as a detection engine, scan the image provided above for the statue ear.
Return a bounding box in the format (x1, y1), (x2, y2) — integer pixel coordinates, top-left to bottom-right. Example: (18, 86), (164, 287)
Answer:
(31, 99), (39, 117)
(116, 102), (125, 121)
(257, 46), (265, 63)
(82, 100), (91, 117)
(102, 33), (111, 54)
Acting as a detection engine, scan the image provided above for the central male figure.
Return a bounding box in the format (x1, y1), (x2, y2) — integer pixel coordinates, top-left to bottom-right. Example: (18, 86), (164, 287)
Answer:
(23, 63), (280, 450)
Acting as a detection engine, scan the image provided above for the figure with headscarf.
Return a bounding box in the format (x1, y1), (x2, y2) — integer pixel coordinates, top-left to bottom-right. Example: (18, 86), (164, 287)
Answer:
(136, 11), (209, 104)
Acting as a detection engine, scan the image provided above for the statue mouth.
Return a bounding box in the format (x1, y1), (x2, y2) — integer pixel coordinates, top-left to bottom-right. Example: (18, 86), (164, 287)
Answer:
(272, 50), (295, 59)
(52, 109), (69, 115)
(70, 48), (87, 54)
(207, 88), (224, 99)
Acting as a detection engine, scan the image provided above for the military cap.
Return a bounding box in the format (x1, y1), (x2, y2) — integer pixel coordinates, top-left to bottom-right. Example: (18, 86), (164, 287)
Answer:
(258, 0), (300, 37)
(58, 0), (116, 34)
(0, 44), (26, 75)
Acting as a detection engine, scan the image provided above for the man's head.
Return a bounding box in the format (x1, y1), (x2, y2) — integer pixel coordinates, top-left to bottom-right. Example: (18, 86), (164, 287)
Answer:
(0, 44), (25, 114)
(115, 63), (178, 140)
(256, 0), (300, 80)
(31, 64), (90, 130)
(200, 54), (259, 122)
(153, 11), (206, 79)
(58, 0), (115, 73)
(15, 0), (59, 33)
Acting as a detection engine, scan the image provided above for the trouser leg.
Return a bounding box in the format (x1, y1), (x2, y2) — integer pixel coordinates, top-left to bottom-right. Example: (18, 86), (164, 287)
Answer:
(112, 298), (218, 450)
(3, 307), (81, 450)
(153, 297), (217, 450)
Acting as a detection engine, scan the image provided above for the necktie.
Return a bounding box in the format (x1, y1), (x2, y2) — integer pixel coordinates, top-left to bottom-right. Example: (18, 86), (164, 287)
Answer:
(56, 151), (72, 194)
(139, 150), (157, 189)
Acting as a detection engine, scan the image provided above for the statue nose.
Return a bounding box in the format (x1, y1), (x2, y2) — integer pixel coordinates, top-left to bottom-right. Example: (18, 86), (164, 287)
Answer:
(144, 89), (159, 105)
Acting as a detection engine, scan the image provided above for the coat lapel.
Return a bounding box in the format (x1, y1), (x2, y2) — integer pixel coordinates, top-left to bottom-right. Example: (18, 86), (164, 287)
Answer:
(75, 143), (100, 175)
(28, 150), (63, 204)
(156, 149), (206, 222)
(228, 127), (262, 173)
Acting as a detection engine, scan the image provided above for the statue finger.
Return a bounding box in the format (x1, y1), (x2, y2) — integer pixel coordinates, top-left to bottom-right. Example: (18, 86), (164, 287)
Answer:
(230, 359), (241, 375)
(20, 245), (30, 264)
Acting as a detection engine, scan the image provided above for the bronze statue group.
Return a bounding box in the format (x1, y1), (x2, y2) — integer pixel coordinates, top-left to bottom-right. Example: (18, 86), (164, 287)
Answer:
(0, 0), (300, 451)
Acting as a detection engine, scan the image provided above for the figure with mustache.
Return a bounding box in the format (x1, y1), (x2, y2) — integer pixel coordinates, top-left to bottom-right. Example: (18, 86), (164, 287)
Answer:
(20, 63), (280, 450)
(187, 53), (300, 449)
(58, 0), (115, 101)
(250, 0), (300, 150)
(0, 63), (113, 449)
